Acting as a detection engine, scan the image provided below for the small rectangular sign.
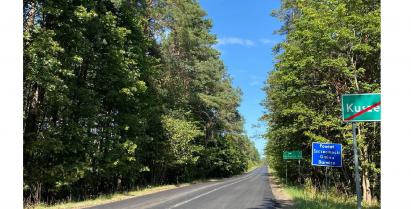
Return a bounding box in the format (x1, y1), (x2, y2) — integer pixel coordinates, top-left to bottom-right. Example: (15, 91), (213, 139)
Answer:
(312, 142), (342, 167)
(283, 151), (302, 160)
(341, 93), (381, 122)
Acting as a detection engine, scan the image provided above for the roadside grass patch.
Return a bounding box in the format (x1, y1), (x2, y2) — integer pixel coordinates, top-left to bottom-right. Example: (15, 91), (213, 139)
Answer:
(27, 184), (189, 209)
(284, 185), (380, 209)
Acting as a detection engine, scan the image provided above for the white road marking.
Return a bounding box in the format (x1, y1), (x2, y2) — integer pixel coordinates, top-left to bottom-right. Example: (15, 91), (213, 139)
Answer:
(166, 171), (258, 209)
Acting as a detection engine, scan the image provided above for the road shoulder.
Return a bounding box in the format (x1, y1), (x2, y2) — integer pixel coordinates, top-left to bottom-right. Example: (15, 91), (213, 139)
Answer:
(267, 168), (294, 209)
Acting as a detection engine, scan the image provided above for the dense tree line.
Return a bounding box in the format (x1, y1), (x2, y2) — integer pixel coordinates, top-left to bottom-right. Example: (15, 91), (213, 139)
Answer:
(23, 0), (259, 205)
(263, 0), (380, 204)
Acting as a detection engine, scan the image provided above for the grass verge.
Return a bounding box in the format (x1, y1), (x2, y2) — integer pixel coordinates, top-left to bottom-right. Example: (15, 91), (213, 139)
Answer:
(267, 166), (379, 209)
(27, 184), (191, 209)
(283, 185), (380, 209)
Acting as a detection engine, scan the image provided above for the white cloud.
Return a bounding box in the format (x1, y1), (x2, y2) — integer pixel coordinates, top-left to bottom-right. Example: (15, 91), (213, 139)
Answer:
(259, 38), (278, 45)
(217, 37), (255, 46)
(215, 37), (278, 47)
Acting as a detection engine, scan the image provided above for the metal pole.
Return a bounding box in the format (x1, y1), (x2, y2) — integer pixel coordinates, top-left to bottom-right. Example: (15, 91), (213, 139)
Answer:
(286, 160), (288, 185)
(325, 167), (328, 207)
(298, 159), (301, 184)
(353, 122), (362, 209)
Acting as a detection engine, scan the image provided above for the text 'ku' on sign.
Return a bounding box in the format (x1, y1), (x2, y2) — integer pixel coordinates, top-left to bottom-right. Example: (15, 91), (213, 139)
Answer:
(283, 151), (302, 160)
(342, 93), (381, 122)
(312, 142), (342, 167)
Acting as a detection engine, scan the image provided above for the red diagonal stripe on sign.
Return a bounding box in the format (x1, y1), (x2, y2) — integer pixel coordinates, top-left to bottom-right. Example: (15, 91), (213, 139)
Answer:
(344, 101), (381, 122)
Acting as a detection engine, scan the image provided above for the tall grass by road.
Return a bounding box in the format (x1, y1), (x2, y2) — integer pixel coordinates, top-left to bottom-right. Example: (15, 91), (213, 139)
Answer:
(267, 167), (379, 209)
(284, 185), (380, 209)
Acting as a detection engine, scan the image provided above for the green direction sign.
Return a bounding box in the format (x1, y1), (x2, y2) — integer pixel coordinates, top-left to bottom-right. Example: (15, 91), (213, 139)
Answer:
(283, 151), (302, 160)
(342, 93), (381, 122)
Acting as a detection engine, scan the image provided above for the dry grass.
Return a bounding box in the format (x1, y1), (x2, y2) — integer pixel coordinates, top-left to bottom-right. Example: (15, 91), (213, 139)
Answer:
(28, 184), (190, 209)
(267, 167), (380, 209)
(284, 185), (380, 209)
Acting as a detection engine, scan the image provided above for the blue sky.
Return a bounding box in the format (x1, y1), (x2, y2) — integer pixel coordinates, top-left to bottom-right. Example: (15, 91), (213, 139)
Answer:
(198, 0), (283, 157)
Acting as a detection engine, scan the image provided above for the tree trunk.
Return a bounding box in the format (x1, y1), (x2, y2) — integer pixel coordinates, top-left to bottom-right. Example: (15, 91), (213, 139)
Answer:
(117, 175), (122, 191)
(24, 0), (37, 32)
(24, 84), (43, 140)
(359, 125), (373, 204)
(362, 167), (372, 203)
(34, 182), (42, 204)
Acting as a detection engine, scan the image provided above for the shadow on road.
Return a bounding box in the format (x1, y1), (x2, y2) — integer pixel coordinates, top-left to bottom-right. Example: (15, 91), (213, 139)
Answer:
(246, 197), (276, 209)
(246, 196), (294, 209)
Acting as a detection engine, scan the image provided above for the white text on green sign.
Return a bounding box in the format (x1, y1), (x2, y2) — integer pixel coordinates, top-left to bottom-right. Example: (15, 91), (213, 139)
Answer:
(283, 151), (302, 160)
(341, 93), (381, 122)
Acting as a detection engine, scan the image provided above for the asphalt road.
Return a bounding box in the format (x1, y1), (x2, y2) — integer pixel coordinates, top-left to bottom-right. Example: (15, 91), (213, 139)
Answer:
(88, 166), (277, 209)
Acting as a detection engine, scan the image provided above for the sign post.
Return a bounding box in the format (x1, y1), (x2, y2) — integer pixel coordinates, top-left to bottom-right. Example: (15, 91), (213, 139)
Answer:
(352, 122), (361, 209)
(298, 159), (301, 184)
(325, 166), (328, 207)
(283, 151), (303, 185)
(342, 93), (381, 209)
(286, 161), (288, 185)
(312, 142), (342, 207)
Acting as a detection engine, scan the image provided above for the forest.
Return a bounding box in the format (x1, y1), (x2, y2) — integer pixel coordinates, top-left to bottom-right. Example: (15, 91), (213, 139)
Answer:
(263, 0), (380, 205)
(23, 0), (260, 205)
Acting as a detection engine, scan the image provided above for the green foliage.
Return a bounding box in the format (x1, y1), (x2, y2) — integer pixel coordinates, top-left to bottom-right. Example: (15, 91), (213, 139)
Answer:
(263, 0), (380, 203)
(23, 0), (260, 205)
(162, 115), (203, 166)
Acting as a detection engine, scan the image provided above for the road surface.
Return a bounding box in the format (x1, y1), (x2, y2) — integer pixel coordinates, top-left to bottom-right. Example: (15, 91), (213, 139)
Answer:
(88, 166), (278, 209)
